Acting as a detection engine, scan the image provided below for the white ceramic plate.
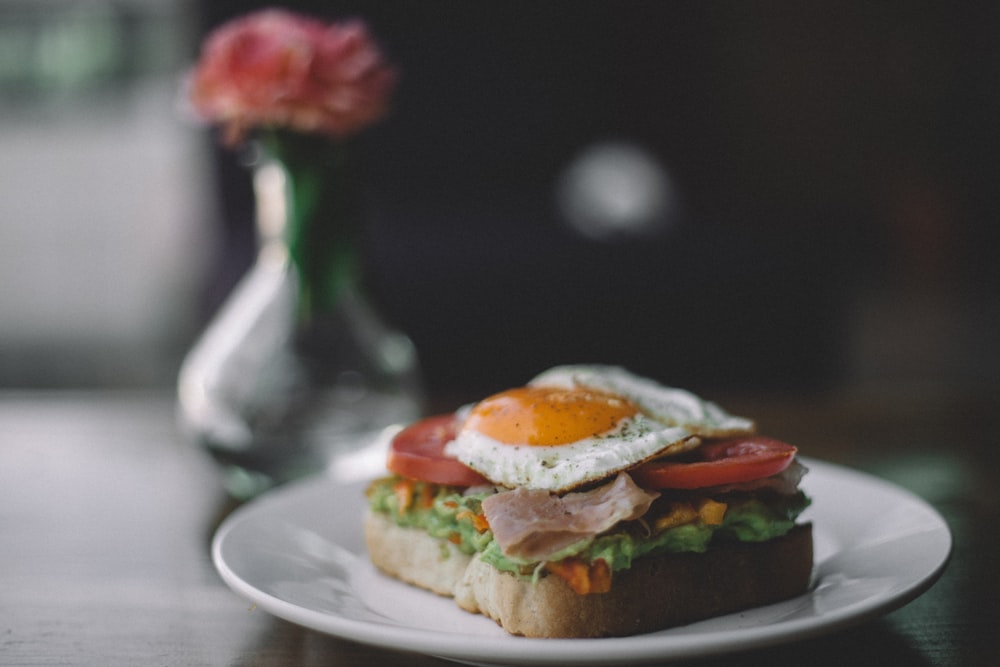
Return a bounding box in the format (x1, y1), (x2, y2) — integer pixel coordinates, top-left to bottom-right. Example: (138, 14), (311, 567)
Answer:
(213, 451), (951, 666)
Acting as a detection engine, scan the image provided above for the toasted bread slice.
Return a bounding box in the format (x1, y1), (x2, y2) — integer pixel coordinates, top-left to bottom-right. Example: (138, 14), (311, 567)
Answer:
(364, 509), (813, 638)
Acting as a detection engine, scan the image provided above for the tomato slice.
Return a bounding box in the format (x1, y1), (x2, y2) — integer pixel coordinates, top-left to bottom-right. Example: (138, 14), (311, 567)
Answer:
(631, 437), (797, 490)
(387, 414), (489, 487)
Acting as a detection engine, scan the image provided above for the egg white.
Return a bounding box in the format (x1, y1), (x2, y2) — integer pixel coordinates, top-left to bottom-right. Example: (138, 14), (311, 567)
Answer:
(446, 365), (756, 492)
(529, 365), (755, 437)
(446, 412), (696, 492)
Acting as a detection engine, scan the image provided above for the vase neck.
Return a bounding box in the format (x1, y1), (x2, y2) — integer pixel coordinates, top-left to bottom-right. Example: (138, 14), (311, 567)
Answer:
(253, 130), (363, 319)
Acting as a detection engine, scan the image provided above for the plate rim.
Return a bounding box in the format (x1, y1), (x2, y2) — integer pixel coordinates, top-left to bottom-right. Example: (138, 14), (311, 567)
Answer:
(212, 457), (953, 665)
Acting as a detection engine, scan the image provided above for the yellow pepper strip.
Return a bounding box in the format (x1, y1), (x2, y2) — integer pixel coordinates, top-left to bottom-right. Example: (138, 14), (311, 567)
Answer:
(392, 478), (415, 514)
(653, 502), (700, 532)
(653, 499), (728, 532)
(546, 558), (612, 595)
(697, 498), (728, 525)
(456, 509), (490, 533)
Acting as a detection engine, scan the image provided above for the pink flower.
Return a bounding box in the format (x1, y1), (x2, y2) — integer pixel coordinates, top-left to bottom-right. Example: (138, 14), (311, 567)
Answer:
(189, 9), (397, 144)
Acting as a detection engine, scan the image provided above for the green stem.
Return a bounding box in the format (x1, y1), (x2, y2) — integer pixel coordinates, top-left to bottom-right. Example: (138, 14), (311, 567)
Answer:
(259, 129), (362, 321)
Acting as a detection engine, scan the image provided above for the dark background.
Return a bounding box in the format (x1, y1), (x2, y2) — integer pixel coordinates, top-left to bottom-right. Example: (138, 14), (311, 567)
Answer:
(197, 1), (1000, 396)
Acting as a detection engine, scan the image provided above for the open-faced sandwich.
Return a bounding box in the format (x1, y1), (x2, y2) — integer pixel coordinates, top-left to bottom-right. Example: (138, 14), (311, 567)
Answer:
(364, 365), (812, 638)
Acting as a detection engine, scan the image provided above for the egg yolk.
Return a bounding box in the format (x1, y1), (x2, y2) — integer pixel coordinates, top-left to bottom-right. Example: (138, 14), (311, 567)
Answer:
(462, 386), (639, 446)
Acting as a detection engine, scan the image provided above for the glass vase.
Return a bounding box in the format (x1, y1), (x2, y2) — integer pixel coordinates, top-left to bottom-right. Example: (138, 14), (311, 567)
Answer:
(178, 132), (423, 499)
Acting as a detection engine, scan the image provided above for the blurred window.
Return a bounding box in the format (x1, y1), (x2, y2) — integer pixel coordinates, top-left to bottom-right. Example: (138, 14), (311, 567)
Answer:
(0, 0), (213, 388)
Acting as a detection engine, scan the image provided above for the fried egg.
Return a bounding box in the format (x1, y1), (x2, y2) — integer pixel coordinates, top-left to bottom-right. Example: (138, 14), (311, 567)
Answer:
(445, 365), (756, 492)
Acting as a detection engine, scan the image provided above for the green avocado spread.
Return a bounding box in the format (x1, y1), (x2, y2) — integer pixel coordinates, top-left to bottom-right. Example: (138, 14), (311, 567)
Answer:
(366, 477), (811, 576)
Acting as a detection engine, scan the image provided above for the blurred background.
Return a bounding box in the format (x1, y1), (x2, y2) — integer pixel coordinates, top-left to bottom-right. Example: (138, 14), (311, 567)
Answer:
(2, 0), (998, 402)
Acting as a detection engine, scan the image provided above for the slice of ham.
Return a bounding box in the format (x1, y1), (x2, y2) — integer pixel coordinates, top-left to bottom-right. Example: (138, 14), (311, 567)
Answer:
(482, 473), (660, 562)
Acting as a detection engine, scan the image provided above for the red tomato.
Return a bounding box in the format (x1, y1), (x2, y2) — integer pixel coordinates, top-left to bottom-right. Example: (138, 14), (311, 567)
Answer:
(631, 437), (797, 490)
(387, 414), (489, 487)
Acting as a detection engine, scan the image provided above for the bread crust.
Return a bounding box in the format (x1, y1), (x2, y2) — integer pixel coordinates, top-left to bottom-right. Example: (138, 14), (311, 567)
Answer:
(363, 509), (474, 596)
(365, 509), (813, 638)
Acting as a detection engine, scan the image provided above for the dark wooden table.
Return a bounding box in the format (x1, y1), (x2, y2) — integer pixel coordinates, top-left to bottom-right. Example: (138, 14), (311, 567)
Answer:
(1, 387), (995, 666)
